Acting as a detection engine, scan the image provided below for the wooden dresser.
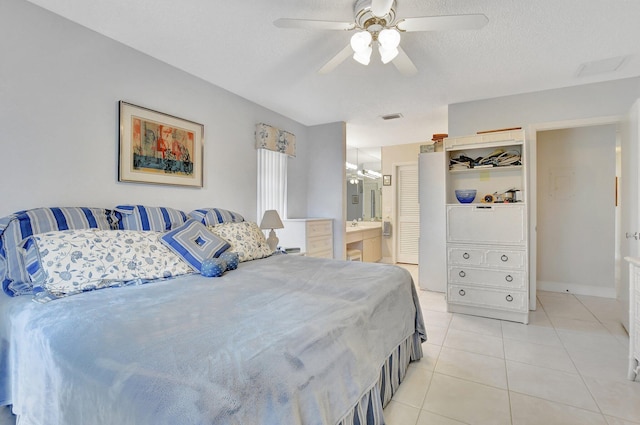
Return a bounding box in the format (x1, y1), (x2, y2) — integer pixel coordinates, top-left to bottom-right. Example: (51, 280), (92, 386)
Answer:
(278, 218), (334, 259)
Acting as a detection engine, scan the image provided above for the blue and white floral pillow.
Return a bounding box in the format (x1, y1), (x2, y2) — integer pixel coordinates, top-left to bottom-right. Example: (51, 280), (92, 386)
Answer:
(207, 222), (273, 262)
(21, 229), (195, 302)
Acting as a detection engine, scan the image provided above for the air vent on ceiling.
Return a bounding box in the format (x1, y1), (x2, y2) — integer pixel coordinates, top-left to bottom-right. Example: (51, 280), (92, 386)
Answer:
(576, 56), (628, 78)
(381, 113), (403, 121)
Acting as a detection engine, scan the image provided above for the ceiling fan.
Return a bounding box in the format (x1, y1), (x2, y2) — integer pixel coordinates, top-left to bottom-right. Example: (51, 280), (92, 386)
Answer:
(274, 0), (488, 76)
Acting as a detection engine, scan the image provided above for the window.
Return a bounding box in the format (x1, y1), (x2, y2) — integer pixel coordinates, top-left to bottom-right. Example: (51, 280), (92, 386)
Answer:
(257, 148), (287, 220)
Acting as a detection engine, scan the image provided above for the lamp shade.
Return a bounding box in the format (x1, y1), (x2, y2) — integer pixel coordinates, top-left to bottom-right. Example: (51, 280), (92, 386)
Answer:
(378, 28), (400, 64)
(353, 46), (372, 65)
(350, 31), (372, 53)
(378, 28), (401, 49)
(260, 210), (284, 230)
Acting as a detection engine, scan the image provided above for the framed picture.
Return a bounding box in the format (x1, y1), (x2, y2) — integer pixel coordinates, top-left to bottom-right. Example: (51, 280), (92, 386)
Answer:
(119, 101), (203, 187)
(352, 195), (359, 204)
(383, 175), (392, 186)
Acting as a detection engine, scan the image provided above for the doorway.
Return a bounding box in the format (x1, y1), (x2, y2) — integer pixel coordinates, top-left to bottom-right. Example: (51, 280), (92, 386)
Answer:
(529, 117), (622, 310)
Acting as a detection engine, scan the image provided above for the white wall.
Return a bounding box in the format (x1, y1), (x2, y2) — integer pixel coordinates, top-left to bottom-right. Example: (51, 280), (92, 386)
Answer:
(306, 122), (346, 259)
(537, 126), (616, 296)
(448, 77), (640, 137)
(0, 0), (315, 222)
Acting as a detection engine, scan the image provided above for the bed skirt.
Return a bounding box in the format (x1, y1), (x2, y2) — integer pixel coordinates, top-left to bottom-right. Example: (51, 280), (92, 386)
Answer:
(337, 331), (424, 425)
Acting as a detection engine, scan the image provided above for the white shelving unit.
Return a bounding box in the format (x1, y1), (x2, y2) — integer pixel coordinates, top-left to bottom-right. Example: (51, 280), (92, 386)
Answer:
(444, 129), (529, 324)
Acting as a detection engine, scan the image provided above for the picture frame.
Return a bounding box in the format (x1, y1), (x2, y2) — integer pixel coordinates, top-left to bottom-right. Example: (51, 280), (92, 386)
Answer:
(383, 175), (392, 186)
(119, 101), (203, 187)
(352, 195), (359, 204)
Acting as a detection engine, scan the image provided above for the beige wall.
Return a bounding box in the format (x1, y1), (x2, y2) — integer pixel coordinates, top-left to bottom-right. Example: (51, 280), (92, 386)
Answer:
(380, 142), (427, 262)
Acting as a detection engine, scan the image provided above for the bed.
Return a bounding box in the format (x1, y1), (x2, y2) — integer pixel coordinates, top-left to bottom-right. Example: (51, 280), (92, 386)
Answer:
(0, 206), (426, 425)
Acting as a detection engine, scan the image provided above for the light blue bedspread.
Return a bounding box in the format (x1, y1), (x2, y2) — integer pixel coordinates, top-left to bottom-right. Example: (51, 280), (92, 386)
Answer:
(1, 255), (425, 425)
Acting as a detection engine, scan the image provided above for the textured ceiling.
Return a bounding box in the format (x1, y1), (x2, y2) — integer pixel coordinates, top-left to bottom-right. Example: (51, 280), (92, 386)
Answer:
(25, 0), (640, 147)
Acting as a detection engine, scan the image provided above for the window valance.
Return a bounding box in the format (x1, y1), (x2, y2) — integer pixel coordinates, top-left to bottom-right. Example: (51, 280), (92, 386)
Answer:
(255, 123), (296, 157)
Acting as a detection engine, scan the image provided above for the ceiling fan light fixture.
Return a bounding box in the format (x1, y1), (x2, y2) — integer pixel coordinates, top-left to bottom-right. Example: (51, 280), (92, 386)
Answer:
(378, 28), (400, 49)
(353, 46), (372, 65)
(379, 46), (399, 64)
(350, 31), (372, 53)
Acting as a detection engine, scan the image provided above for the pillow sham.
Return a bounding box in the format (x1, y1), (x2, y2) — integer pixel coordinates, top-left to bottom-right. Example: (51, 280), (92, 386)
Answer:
(0, 207), (118, 297)
(21, 229), (195, 303)
(207, 221), (272, 262)
(114, 205), (187, 231)
(187, 208), (244, 226)
(160, 220), (230, 271)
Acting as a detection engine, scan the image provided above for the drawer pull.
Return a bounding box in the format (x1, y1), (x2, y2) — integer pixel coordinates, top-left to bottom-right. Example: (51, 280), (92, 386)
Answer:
(505, 275), (513, 282)
(463, 252), (470, 259)
(506, 295), (513, 302)
(459, 289), (466, 296)
(501, 254), (509, 262)
(459, 270), (466, 278)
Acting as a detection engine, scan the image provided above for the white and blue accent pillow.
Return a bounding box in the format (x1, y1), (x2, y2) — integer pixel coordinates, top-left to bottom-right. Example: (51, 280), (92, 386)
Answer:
(20, 229), (195, 303)
(201, 258), (227, 277)
(188, 208), (244, 226)
(161, 220), (230, 271)
(219, 251), (239, 270)
(0, 207), (118, 297)
(115, 205), (187, 231)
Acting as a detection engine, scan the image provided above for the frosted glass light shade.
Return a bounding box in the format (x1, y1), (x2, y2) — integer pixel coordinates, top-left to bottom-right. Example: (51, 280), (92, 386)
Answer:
(379, 46), (399, 64)
(350, 31), (372, 53)
(353, 46), (372, 65)
(378, 28), (401, 49)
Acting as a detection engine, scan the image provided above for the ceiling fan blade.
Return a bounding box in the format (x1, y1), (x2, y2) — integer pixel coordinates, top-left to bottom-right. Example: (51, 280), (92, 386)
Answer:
(318, 45), (353, 74)
(371, 0), (394, 17)
(274, 18), (355, 31)
(397, 14), (488, 32)
(392, 46), (418, 76)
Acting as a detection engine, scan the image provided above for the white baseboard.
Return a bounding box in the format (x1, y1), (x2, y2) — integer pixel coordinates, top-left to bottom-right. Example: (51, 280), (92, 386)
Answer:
(537, 280), (616, 299)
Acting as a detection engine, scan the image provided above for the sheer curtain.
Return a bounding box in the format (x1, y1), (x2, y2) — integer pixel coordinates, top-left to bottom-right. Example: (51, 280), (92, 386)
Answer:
(257, 148), (287, 221)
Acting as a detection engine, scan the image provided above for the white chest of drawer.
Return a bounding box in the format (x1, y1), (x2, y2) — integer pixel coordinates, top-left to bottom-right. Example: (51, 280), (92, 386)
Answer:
(278, 218), (334, 259)
(446, 206), (529, 324)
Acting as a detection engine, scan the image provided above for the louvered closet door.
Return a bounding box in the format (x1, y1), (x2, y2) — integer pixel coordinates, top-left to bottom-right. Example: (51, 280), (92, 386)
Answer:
(396, 163), (419, 264)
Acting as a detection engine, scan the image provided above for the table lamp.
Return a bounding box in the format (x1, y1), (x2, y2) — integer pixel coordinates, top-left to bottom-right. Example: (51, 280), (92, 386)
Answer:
(260, 210), (284, 252)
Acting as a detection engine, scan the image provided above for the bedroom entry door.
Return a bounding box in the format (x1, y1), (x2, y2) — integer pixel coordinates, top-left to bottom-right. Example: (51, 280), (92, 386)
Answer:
(396, 163), (419, 264)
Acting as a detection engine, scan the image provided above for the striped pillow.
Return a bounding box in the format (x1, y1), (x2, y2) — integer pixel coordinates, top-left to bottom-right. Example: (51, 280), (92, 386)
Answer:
(188, 208), (244, 226)
(115, 205), (187, 231)
(0, 207), (117, 296)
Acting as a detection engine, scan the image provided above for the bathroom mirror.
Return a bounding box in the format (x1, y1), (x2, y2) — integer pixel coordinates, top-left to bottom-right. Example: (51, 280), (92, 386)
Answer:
(346, 147), (382, 221)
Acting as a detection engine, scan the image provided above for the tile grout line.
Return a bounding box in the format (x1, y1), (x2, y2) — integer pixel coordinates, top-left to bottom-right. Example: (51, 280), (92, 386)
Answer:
(501, 318), (515, 425)
(540, 293), (609, 419)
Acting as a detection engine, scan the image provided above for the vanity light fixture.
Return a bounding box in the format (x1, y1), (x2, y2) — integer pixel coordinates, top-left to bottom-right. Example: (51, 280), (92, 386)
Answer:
(346, 161), (358, 170)
(364, 169), (382, 178)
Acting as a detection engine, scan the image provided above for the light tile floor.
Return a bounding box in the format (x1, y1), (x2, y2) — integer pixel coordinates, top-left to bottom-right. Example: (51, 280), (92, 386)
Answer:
(387, 264), (640, 425)
(2, 264), (639, 425)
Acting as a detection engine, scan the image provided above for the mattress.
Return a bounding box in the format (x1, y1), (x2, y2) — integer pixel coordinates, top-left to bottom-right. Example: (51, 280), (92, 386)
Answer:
(0, 254), (425, 425)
